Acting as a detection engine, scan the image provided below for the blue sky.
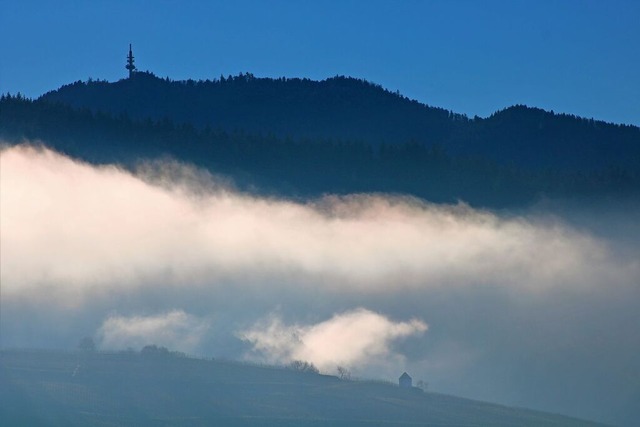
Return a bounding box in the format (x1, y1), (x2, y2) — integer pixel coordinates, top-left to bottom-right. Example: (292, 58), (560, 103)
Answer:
(1, 0), (638, 125)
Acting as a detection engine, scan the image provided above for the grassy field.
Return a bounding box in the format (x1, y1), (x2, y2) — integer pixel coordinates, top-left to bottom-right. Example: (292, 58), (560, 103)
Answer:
(0, 349), (607, 427)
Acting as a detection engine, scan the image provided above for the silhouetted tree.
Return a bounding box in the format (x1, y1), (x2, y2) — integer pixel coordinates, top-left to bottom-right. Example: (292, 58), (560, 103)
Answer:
(289, 360), (319, 374)
(336, 366), (351, 380)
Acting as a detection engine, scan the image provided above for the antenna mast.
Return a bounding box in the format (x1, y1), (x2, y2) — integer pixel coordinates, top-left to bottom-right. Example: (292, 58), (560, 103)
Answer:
(126, 44), (136, 78)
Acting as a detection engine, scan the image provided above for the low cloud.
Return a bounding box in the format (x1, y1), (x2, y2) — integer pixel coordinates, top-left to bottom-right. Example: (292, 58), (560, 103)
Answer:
(98, 310), (210, 352)
(238, 308), (427, 372)
(1, 144), (631, 303)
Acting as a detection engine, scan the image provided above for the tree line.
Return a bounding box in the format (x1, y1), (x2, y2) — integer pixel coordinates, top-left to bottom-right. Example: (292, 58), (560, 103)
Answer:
(1, 93), (638, 208)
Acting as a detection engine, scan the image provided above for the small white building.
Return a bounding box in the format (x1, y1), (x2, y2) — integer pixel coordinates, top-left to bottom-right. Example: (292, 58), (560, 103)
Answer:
(399, 372), (412, 388)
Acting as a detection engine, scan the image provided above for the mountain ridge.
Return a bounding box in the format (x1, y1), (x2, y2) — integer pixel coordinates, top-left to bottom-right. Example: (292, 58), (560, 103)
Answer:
(38, 72), (640, 173)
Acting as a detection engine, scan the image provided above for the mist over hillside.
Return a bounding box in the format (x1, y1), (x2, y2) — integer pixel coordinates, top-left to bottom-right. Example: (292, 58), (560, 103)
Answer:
(1, 73), (639, 426)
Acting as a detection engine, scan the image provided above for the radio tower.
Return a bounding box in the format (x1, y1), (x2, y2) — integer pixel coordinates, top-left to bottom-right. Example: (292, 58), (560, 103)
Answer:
(126, 44), (136, 78)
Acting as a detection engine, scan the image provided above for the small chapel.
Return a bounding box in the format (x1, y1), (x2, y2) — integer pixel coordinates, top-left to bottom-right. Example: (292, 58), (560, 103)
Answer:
(399, 372), (412, 388)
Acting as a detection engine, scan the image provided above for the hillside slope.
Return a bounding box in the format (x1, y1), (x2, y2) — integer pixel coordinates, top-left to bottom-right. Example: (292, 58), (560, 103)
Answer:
(0, 350), (608, 427)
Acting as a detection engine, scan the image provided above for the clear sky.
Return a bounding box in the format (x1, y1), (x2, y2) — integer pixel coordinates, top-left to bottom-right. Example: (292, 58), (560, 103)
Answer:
(1, 0), (639, 126)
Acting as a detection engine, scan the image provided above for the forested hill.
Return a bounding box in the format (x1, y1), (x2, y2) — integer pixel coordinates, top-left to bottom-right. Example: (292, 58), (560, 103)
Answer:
(3, 74), (639, 207)
(39, 72), (640, 172)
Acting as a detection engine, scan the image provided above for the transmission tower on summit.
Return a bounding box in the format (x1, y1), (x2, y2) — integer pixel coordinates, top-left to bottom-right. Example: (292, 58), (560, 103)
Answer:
(126, 44), (136, 78)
